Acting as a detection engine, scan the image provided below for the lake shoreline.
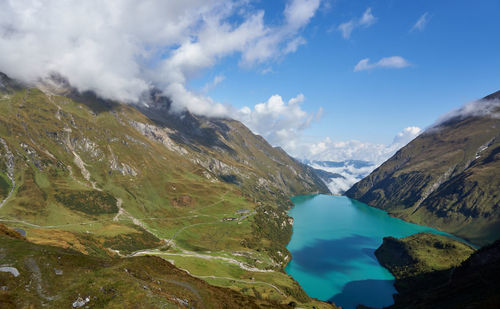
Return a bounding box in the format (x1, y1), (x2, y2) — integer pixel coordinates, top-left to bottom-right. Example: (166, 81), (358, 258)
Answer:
(284, 194), (473, 309)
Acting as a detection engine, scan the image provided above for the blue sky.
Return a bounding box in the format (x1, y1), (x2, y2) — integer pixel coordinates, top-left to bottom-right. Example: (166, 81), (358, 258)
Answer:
(192, 0), (500, 145)
(1, 0), (499, 162)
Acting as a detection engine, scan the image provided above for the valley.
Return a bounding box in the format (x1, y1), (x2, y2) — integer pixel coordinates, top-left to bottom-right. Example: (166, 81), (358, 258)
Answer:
(1, 2), (500, 308)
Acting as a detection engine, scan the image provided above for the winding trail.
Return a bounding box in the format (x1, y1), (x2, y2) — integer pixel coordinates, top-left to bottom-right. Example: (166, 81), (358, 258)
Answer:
(0, 191), (267, 275)
(194, 275), (285, 296)
(129, 241), (274, 273)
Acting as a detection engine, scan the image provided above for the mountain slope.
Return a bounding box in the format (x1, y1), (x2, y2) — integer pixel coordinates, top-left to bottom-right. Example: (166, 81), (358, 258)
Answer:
(346, 91), (500, 245)
(0, 73), (331, 308)
(0, 223), (286, 309)
(375, 233), (500, 309)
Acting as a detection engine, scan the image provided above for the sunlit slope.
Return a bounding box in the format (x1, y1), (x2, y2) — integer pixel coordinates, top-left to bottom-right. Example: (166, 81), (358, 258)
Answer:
(346, 91), (500, 245)
(0, 73), (332, 308)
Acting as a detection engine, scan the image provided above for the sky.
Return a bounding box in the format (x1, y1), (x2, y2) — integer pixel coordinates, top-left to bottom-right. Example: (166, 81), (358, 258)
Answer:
(1, 0), (499, 164)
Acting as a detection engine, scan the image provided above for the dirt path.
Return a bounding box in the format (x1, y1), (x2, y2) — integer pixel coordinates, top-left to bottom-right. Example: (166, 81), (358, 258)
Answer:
(195, 275), (286, 296)
(130, 242), (274, 273)
(113, 198), (124, 222)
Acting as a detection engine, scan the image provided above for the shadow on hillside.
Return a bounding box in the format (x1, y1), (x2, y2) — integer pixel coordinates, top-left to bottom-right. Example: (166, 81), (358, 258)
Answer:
(70, 90), (119, 114)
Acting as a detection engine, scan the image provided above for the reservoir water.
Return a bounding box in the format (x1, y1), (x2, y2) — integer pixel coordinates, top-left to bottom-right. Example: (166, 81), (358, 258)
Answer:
(285, 195), (454, 309)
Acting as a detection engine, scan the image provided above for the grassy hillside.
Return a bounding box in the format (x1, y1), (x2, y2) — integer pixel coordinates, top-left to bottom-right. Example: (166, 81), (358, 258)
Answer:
(0, 73), (332, 308)
(375, 233), (500, 309)
(0, 223), (288, 308)
(346, 91), (500, 245)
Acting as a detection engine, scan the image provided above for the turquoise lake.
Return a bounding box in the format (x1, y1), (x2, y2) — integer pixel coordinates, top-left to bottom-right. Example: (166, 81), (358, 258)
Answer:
(285, 195), (454, 309)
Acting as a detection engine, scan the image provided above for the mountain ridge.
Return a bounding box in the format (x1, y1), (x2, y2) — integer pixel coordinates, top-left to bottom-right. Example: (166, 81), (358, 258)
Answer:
(346, 91), (500, 245)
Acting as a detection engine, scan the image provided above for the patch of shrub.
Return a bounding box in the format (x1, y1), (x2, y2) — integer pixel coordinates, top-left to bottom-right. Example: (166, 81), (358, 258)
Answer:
(55, 190), (117, 215)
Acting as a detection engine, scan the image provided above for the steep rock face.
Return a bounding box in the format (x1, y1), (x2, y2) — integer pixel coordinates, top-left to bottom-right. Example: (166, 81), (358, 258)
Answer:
(346, 92), (500, 245)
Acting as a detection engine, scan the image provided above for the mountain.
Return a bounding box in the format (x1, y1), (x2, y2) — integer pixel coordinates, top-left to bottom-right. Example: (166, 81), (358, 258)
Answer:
(303, 160), (376, 194)
(0, 73), (332, 308)
(375, 233), (500, 309)
(346, 91), (500, 245)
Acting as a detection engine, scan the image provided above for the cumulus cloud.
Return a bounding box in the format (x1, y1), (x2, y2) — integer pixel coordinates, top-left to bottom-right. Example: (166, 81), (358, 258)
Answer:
(234, 94), (322, 151)
(338, 8), (376, 39)
(295, 126), (422, 165)
(0, 0), (321, 117)
(392, 126), (422, 144)
(411, 12), (430, 32)
(354, 56), (410, 72)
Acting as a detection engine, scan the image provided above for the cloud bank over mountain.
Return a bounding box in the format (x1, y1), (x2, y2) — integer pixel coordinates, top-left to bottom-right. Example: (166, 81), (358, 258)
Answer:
(238, 94), (422, 165)
(0, 0), (321, 117)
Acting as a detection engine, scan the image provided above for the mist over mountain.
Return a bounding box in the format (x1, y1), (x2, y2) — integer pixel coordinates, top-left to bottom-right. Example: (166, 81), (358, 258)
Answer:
(301, 159), (375, 194)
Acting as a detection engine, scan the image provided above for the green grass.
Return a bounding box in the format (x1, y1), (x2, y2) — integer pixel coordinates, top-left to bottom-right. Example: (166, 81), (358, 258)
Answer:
(0, 172), (11, 198)
(376, 232), (475, 280)
(0, 229), (284, 309)
(0, 85), (332, 308)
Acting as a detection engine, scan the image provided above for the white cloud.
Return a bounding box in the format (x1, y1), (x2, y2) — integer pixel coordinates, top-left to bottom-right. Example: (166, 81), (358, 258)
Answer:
(303, 126), (422, 194)
(0, 0), (321, 117)
(411, 12), (430, 32)
(354, 56), (410, 72)
(294, 126), (422, 165)
(393, 126), (422, 144)
(309, 161), (376, 194)
(234, 94), (321, 151)
(202, 75), (226, 93)
(433, 97), (500, 127)
(338, 8), (376, 39)
(338, 21), (356, 39)
(284, 36), (307, 54)
(359, 8), (376, 27)
(285, 0), (322, 31)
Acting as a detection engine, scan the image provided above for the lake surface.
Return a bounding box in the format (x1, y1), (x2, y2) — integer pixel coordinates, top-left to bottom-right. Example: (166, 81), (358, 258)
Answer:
(285, 195), (454, 309)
